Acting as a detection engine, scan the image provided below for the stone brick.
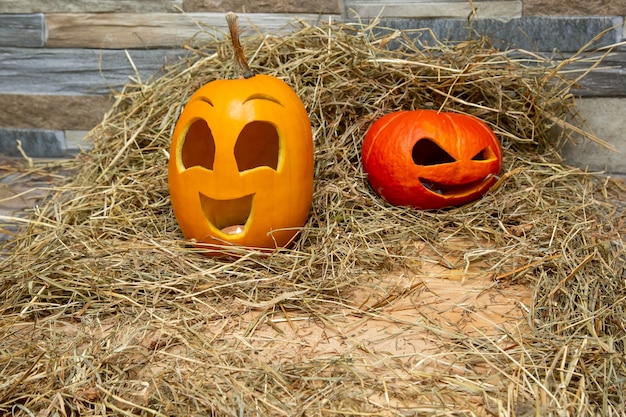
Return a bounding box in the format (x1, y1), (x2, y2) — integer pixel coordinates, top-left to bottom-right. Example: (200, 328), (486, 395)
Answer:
(0, 95), (112, 131)
(183, 0), (340, 14)
(0, 129), (67, 158)
(0, 14), (44, 47)
(45, 12), (331, 49)
(376, 16), (622, 52)
(343, 0), (522, 19)
(0, 0), (182, 13)
(483, 16), (622, 52)
(0, 47), (185, 95)
(64, 130), (93, 152)
(568, 52), (626, 97)
(523, 0), (626, 16)
(560, 98), (626, 174)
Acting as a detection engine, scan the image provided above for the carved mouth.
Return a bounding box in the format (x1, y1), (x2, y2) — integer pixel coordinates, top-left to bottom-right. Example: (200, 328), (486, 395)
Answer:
(199, 192), (254, 236)
(419, 178), (489, 196)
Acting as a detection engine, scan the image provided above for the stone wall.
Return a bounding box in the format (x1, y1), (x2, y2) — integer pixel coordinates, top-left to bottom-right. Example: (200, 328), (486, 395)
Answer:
(0, 0), (625, 171)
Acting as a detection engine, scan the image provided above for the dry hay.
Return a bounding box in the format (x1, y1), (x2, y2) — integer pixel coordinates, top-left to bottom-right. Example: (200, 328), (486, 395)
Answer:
(1, 18), (625, 416)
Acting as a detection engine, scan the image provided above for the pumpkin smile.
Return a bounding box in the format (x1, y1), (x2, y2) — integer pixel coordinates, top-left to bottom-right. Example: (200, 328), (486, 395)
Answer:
(419, 177), (491, 196)
(199, 192), (255, 235)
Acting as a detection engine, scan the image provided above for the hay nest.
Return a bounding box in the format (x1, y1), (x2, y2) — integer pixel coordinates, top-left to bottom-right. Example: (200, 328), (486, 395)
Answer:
(1, 18), (625, 416)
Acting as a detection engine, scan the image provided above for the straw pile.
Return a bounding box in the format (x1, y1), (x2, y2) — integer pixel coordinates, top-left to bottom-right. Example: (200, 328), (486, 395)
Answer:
(1, 18), (625, 416)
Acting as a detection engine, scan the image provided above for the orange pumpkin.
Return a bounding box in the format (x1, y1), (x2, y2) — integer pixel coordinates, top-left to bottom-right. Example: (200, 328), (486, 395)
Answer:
(361, 110), (502, 210)
(168, 13), (313, 254)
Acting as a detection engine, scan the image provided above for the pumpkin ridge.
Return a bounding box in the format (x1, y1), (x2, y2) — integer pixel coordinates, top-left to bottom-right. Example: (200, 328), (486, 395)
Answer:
(362, 111), (406, 163)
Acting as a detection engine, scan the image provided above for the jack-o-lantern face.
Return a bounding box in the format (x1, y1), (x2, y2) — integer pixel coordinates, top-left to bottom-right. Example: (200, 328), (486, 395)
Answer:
(168, 74), (314, 254)
(361, 110), (502, 210)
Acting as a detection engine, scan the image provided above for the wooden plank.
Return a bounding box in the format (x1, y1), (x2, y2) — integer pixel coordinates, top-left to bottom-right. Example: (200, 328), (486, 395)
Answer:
(0, 14), (44, 47)
(0, 0), (182, 13)
(182, 0), (341, 14)
(45, 12), (340, 49)
(343, 0), (522, 19)
(0, 47), (185, 96)
(0, 94), (113, 130)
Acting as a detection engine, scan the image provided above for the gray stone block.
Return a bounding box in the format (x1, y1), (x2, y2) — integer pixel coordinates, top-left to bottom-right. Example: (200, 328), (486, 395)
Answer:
(0, 0), (182, 13)
(64, 130), (93, 152)
(0, 129), (67, 157)
(375, 16), (623, 52)
(0, 13), (44, 47)
(560, 97), (626, 175)
(0, 47), (186, 95)
(487, 16), (622, 52)
(343, 0), (522, 19)
(568, 52), (626, 97)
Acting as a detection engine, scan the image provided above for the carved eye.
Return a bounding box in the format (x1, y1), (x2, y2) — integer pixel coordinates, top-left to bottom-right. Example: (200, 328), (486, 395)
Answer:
(472, 147), (495, 161)
(412, 138), (455, 166)
(235, 121), (280, 172)
(181, 119), (215, 170)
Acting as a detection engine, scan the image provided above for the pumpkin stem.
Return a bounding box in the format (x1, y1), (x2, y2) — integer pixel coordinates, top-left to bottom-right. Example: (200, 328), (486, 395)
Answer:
(226, 12), (254, 79)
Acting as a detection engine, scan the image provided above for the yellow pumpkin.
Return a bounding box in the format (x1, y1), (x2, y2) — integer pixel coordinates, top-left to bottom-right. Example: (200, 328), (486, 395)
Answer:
(168, 14), (313, 254)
